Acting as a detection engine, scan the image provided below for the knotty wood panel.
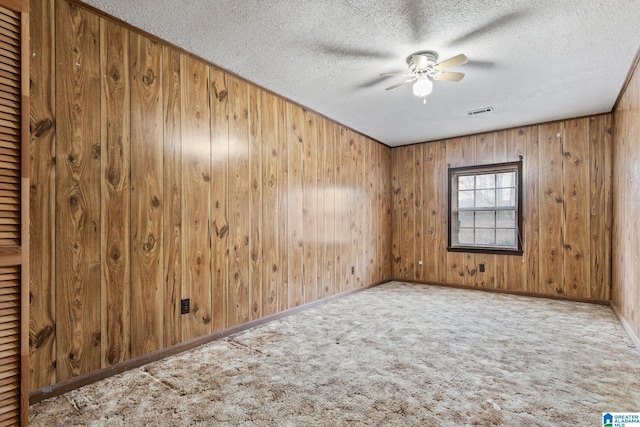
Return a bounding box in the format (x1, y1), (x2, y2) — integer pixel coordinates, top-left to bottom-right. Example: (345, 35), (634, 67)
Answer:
(380, 143), (392, 281)
(523, 127), (540, 295)
(353, 132), (364, 287)
(334, 127), (350, 294)
(248, 84), (262, 320)
(286, 103), (304, 307)
(538, 122), (564, 295)
(444, 137), (472, 286)
(209, 66), (229, 331)
(390, 147), (401, 279)
(589, 114), (612, 301)
(130, 32), (164, 357)
(275, 96), (288, 313)
(412, 144), (423, 281)
(100, 18), (130, 367)
(493, 131), (508, 289)
(563, 118), (590, 297)
(31, 0), (393, 394)
(474, 132), (496, 288)
(612, 56), (640, 341)
(55, 2), (102, 381)
(392, 117), (611, 300)
(260, 89), (280, 316)
(227, 75), (250, 326)
(162, 46), (182, 346)
(181, 55), (212, 339)
(397, 145), (414, 279)
(505, 128), (526, 292)
(302, 109), (317, 302)
(318, 117), (336, 298)
(28, 0), (55, 390)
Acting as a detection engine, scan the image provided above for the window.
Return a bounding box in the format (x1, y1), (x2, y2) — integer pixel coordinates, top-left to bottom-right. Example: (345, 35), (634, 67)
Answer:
(448, 161), (523, 255)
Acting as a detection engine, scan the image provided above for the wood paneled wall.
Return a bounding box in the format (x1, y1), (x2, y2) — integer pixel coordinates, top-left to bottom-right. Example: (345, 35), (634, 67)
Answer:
(612, 55), (640, 342)
(29, 0), (392, 391)
(391, 116), (613, 300)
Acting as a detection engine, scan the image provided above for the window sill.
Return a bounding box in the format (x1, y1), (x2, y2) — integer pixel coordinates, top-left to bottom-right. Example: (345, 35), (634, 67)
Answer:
(447, 246), (523, 256)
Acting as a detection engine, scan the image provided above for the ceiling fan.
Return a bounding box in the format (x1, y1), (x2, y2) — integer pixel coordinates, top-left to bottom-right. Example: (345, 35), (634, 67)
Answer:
(381, 51), (468, 102)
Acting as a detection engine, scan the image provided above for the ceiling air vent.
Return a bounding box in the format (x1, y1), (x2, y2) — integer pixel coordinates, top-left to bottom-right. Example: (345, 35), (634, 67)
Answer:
(466, 107), (494, 116)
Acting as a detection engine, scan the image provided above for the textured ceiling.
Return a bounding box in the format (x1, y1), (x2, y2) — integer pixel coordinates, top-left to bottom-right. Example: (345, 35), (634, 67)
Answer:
(79, 0), (640, 147)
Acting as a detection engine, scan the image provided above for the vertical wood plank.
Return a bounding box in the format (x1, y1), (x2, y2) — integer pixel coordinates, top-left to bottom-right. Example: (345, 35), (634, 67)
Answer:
(506, 128), (526, 291)
(286, 103), (303, 307)
(335, 126), (348, 292)
(413, 144), (423, 281)
(55, 2), (102, 380)
(302, 109), (318, 302)
(538, 122), (564, 295)
(368, 139), (378, 284)
(317, 117), (333, 298)
(181, 55), (212, 338)
(474, 132), (496, 288)
(445, 138), (466, 285)
(261, 90), (279, 316)
(422, 143), (438, 282)
(398, 145), (415, 279)
(162, 46), (181, 346)
(209, 66), (229, 331)
(100, 18), (130, 367)
(130, 32), (163, 357)
(248, 84), (262, 319)
(435, 140), (448, 283)
(523, 126), (540, 295)
(390, 147), (401, 278)
(493, 131), (508, 289)
(227, 75), (250, 325)
(563, 118), (590, 297)
(380, 143), (392, 281)
(589, 114), (612, 300)
(29, 0), (56, 389)
(276, 96), (288, 312)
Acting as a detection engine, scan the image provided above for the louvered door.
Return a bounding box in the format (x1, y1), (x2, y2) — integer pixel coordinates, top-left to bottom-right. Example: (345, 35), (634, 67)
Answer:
(0, 0), (28, 426)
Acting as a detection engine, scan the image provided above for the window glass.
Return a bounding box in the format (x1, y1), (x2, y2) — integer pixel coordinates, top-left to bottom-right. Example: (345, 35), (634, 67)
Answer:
(448, 161), (522, 254)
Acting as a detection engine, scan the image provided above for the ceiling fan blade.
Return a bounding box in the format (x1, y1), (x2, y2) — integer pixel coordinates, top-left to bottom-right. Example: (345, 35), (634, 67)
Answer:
(434, 54), (468, 71)
(434, 71), (465, 82)
(412, 54), (428, 69)
(385, 76), (417, 90)
(379, 72), (411, 77)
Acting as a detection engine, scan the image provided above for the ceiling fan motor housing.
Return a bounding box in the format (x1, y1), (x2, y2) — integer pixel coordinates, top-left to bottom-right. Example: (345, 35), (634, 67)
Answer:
(407, 50), (438, 74)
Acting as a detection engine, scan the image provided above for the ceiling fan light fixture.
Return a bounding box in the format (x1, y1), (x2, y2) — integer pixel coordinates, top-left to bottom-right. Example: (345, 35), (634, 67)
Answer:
(412, 77), (433, 97)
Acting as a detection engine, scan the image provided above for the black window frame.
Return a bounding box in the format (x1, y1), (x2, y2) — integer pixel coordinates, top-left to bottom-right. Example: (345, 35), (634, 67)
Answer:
(447, 160), (523, 255)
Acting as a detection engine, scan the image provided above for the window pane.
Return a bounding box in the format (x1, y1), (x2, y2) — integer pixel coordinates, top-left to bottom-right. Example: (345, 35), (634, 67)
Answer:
(458, 175), (474, 190)
(496, 188), (516, 207)
(496, 210), (515, 228)
(475, 173), (495, 189)
(457, 228), (474, 244)
(497, 172), (515, 188)
(458, 190), (474, 208)
(475, 189), (495, 207)
(458, 211), (474, 228)
(475, 211), (495, 228)
(496, 229), (516, 247)
(475, 229), (495, 245)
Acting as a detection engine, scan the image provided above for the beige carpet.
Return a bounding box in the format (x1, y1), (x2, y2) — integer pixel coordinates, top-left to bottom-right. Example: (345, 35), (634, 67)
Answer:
(30, 282), (640, 426)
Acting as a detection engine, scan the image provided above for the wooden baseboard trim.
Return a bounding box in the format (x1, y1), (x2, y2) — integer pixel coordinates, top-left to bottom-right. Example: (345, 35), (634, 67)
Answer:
(29, 279), (389, 405)
(391, 278), (611, 306)
(610, 302), (640, 354)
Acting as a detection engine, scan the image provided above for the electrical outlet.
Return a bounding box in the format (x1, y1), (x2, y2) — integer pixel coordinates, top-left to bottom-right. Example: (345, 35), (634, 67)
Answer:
(181, 298), (190, 314)
(479, 263), (485, 273)
(351, 266), (355, 275)
(418, 260), (423, 266)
